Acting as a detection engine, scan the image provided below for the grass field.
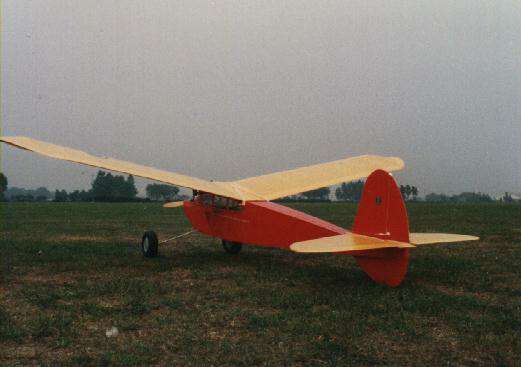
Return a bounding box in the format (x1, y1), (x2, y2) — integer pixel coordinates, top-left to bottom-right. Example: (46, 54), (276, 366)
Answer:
(0, 202), (520, 366)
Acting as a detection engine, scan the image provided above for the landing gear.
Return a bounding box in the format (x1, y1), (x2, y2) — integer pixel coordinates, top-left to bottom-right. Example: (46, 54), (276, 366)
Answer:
(141, 231), (159, 258)
(222, 240), (242, 254)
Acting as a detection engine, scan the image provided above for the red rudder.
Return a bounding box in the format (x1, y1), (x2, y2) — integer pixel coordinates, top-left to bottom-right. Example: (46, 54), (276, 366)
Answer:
(352, 169), (410, 287)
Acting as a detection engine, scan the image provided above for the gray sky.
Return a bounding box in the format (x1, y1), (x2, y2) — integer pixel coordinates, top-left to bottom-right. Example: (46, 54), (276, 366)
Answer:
(2, 0), (520, 197)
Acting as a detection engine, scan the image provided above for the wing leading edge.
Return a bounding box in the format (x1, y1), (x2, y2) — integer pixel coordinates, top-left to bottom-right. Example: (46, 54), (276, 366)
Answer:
(1, 136), (404, 201)
(1, 136), (243, 200)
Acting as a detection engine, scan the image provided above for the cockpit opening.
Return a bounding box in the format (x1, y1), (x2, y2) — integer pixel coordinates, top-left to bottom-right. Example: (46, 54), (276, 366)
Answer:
(192, 191), (241, 210)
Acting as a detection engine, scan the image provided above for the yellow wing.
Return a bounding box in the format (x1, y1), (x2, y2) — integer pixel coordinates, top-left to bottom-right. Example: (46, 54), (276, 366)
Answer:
(231, 155), (404, 201)
(290, 232), (415, 253)
(0, 136), (241, 199)
(1, 136), (403, 201)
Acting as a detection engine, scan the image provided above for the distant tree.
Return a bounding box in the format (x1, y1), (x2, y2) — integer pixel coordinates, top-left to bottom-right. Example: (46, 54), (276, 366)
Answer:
(91, 171), (138, 201)
(400, 185), (413, 201)
(335, 180), (364, 202)
(5, 187), (22, 201)
(13, 194), (35, 202)
(91, 171), (109, 200)
(68, 190), (80, 202)
(500, 192), (514, 203)
(4, 186), (51, 202)
(80, 190), (92, 202)
(301, 187), (330, 201)
(34, 187), (52, 201)
(125, 175), (138, 199)
(3, 187), (52, 201)
(425, 192), (493, 203)
(146, 184), (180, 201)
(112, 175), (127, 199)
(399, 185), (419, 201)
(68, 190), (92, 202)
(411, 186), (419, 201)
(452, 192), (493, 203)
(425, 193), (450, 202)
(279, 195), (299, 202)
(54, 189), (69, 202)
(0, 173), (7, 201)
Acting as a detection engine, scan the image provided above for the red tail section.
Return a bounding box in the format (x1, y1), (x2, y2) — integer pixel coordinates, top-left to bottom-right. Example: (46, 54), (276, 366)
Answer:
(352, 169), (410, 287)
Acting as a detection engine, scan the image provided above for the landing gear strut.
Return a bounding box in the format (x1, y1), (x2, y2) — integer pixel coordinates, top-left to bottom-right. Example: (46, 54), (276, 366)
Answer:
(222, 240), (242, 254)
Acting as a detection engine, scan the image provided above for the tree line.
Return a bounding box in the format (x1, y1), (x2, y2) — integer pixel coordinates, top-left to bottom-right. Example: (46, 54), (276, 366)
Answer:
(334, 181), (420, 202)
(0, 171), (518, 203)
(287, 181), (516, 203)
(425, 192), (496, 203)
(0, 171), (182, 202)
(53, 171), (139, 202)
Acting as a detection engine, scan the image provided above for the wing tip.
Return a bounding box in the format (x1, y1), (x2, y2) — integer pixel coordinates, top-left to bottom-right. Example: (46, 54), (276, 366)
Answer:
(352, 154), (405, 173)
(409, 233), (480, 245)
(388, 156), (405, 171)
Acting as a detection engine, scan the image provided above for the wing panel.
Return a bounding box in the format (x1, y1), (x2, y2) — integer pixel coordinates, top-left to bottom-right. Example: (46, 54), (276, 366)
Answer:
(233, 155), (404, 201)
(2, 136), (405, 202)
(1, 136), (241, 200)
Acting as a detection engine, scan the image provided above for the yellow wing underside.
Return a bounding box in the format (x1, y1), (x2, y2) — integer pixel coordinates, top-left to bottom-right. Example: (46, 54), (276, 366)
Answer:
(1, 136), (404, 201)
(290, 232), (479, 253)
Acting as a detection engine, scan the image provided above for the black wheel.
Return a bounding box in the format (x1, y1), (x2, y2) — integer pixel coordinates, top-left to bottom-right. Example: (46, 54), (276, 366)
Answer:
(222, 240), (242, 254)
(141, 231), (159, 258)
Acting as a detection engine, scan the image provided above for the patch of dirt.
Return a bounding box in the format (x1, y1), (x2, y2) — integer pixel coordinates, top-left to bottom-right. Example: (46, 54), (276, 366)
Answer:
(3, 345), (38, 359)
(50, 234), (140, 243)
(434, 284), (499, 304)
(18, 271), (82, 285)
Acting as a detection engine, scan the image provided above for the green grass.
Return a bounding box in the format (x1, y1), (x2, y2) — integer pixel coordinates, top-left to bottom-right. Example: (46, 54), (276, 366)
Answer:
(0, 202), (520, 366)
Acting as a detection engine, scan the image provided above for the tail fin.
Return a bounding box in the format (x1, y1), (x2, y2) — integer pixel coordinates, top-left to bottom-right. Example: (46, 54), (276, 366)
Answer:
(352, 169), (410, 286)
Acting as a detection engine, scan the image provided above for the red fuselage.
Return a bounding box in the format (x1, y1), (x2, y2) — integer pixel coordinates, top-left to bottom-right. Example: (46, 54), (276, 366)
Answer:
(183, 199), (346, 248)
(182, 169), (411, 287)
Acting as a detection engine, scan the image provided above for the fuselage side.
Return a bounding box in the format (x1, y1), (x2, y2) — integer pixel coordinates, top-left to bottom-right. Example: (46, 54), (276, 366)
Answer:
(183, 199), (346, 249)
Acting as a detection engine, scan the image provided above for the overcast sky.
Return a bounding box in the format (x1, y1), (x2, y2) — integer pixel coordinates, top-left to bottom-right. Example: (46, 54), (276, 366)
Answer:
(2, 1), (520, 197)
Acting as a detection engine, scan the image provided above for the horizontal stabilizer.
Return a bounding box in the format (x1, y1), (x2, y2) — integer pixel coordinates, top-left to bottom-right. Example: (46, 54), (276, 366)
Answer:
(290, 232), (415, 253)
(409, 233), (479, 245)
(290, 232), (479, 253)
(163, 201), (185, 208)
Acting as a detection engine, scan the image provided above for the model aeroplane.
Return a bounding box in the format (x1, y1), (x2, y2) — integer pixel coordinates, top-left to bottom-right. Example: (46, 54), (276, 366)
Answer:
(1, 136), (478, 286)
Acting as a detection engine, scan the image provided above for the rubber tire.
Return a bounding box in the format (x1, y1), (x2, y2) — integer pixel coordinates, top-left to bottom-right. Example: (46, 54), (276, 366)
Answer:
(222, 240), (242, 254)
(142, 231), (159, 258)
